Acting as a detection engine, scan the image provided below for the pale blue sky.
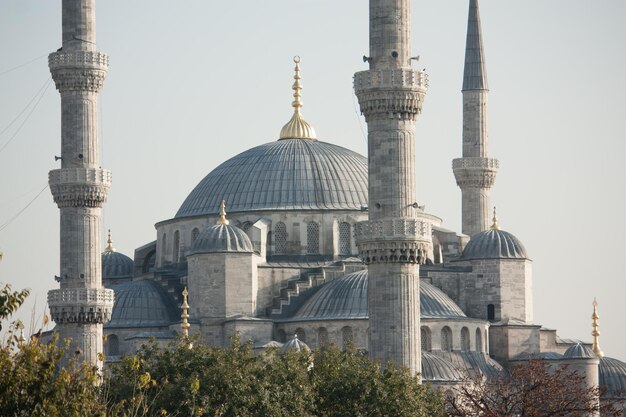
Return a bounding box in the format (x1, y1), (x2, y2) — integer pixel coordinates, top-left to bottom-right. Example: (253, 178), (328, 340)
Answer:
(1, 1), (625, 359)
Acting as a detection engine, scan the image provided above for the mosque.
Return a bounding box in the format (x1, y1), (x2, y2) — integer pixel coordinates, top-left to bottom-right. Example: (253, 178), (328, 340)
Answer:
(46, 0), (625, 411)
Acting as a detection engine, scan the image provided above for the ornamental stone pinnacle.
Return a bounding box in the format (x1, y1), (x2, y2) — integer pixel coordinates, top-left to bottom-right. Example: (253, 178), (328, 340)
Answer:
(47, 0), (114, 370)
(453, 0), (499, 237)
(354, 0), (426, 378)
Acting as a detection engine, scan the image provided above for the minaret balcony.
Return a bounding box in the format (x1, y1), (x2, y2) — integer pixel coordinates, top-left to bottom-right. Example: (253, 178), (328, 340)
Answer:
(48, 288), (114, 324)
(49, 50), (108, 93)
(49, 167), (112, 208)
(452, 157), (499, 188)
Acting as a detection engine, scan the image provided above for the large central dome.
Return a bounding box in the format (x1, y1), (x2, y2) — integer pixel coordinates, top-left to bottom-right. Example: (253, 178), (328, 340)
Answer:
(176, 139), (368, 218)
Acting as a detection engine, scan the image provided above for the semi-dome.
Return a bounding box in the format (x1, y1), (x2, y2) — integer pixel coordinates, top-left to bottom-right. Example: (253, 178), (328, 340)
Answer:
(101, 231), (133, 279)
(175, 139), (368, 218)
(106, 280), (179, 328)
(563, 343), (596, 359)
(462, 228), (527, 260)
(599, 357), (626, 398)
(190, 224), (253, 254)
(292, 269), (467, 321)
(422, 351), (465, 382)
(281, 334), (310, 353)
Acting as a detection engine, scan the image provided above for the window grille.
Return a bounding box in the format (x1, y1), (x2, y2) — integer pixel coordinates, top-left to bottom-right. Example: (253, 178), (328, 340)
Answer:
(173, 230), (180, 263)
(342, 326), (353, 349)
(339, 222), (351, 255)
(421, 327), (432, 351)
(108, 334), (119, 356)
(295, 328), (306, 343)
(318, 327), (329, 346)
(191, 228), (200, 243)
(307, 222), (320, 254)
(461, 327), (470, 352)
(441, 326), (453, 352)
(276, 329), (286, 343)
(275, 222), (287, 255)
(161, 233), (167, 259)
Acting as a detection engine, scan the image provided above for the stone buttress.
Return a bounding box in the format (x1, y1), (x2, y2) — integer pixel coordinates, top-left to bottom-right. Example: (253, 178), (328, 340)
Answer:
(47, 0), (114, 368)
(453, 0), (499, 237)
(354, 0), (429, 376)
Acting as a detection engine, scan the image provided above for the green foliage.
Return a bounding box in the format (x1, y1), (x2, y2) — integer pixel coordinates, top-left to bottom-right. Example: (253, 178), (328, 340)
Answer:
(0, 283), (30, 331)
(106, 337), (444, 417)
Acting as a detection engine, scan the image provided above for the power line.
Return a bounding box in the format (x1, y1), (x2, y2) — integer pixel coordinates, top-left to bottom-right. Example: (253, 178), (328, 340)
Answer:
(0, 184), (49, 233)
(0, 55), (47, 77)
(0, 77), (51, 137)
(0, 79), (52, 155)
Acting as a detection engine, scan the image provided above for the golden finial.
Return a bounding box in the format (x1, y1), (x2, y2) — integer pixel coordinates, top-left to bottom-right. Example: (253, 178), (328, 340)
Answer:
(279, 56), (317, 140)
(216, 200), (230, 225)
(591, 298), (604, 358)
(181, 287), (190, 338)
(490, 206), (500, 230)
(105, 229), (116, 252)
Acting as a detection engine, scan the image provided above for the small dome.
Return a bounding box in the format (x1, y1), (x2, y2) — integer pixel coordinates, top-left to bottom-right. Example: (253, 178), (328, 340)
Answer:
(563, 343), (596, 359)
(293, 269), (466, 320)
(190, 224), (253, 254)
(106, 280), (179, 328)
(281, 335), (310, 353)
(462, 228), (527, 260)
(102, 251), (134, 279)
(422, 352), (465, 382)
(599, 357), (626, 398)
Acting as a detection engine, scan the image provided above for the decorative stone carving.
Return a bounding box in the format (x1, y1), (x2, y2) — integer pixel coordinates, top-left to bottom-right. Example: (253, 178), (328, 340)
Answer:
(49, 168), (112, 208)
(48, 288), (114, 324)
(452, 157), (499, 188)
(49, 51), (108, 93)
(354, 69), (428, 120)
(355, 218), (432, 264)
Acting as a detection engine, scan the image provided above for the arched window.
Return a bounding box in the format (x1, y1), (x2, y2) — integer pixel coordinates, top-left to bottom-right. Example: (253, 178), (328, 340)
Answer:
(487, 304), (495, 321)
(441, 326), (453, 352)
(318, 327), (329, 347)
(191, 228), (200, 243)
(295, 328), (306, 343)
(161, 233), (167, 260)
(275, 222), (287, 255)
(173, 230), (180, 263)
(307, 222), (320, 254)
(475, 328), (483, 352)
(341, 326), (353, 349)
(460, 327), (470, 352)
(339, 222), (351, 255)
(276, 329), (286, 343)
(107, 334), (119, 356)
(421, 326), (432, 352)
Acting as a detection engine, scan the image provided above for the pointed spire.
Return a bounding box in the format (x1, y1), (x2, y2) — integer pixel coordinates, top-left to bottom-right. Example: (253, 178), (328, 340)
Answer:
(105, 229), (116, 252)
(181, 287), (190, 338)
(592, 298), (604, 358)
(490, 206), (500, 230)
(216, 200), (230, 225)
(462, 0), (489, 91)
(279, 56), (317, 140)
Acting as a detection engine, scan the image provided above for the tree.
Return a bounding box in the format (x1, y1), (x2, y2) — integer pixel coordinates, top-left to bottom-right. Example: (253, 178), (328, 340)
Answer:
(0, 283), (29, 331)
(446, 359), (622, 417)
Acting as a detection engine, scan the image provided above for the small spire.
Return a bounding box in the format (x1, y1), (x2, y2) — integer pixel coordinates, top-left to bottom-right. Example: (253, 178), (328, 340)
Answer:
(279, 56), (317, 140)
(181, 287), (190, 338)
(591, 298), (604, 358)
(105, 229), (116, 252)
(216, 200), (230, 225)
(490, 206), (499, 230)
(462, 0), (489, 91)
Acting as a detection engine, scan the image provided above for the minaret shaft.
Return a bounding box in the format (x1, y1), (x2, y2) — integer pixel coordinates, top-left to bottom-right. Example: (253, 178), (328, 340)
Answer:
(453, 0), (498, 237)
(355, 0), (428, 376)
(48, 0), (113, 368)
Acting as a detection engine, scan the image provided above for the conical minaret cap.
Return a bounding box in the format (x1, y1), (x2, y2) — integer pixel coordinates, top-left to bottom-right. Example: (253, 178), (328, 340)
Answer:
(279, 56), (317, 141)
(463, 0), (489, 91)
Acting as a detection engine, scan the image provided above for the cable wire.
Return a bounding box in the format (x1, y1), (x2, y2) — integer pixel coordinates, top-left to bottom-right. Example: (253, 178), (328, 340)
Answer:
(0, 184), (49, 233)
(0, 77), (51, 137)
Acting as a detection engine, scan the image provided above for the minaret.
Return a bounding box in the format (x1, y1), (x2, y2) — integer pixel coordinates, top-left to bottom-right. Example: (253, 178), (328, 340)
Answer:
(47, 0), (114, 368)
(354, 0), (429, 376)
(453, 0), (499, 237)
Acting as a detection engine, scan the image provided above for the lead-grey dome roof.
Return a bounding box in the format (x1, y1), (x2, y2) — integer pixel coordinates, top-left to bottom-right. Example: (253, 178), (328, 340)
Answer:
(462, 228), (528, 260)
(105, 280), (179, 328)
(422, 352), (465, 382)
(175, 139), (368, 218)
(599, 357), (626, 398)
(102, 251), (134, 279)
(292, 269), (466, 321)
(189, 224), (253, 254)
(563, 343), (596, 359)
